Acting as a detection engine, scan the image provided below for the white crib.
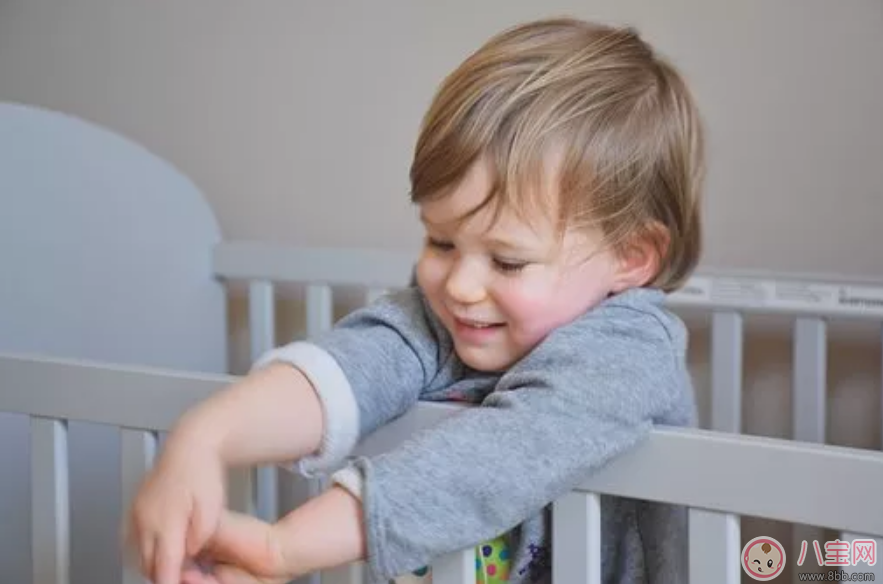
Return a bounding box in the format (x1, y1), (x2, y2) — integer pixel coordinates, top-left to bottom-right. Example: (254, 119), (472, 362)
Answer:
(3, 242), (883, 584)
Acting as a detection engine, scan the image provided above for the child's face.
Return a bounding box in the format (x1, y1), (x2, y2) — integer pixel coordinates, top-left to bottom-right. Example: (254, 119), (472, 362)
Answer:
(415, 159), (625, 372)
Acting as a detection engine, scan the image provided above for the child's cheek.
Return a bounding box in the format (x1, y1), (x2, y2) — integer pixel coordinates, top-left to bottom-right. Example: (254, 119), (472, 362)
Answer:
(499, 277), (601, 345)
(497, 286), (562, 343)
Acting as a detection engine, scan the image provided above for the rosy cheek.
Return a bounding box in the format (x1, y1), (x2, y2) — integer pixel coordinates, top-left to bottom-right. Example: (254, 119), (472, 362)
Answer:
(498, 276), (598, 343)
(496, 287), (558, 340)
(416, 255), (444, 290)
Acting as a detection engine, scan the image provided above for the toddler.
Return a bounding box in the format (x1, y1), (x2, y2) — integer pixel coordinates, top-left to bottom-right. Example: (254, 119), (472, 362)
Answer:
(128, 16), (705, 584)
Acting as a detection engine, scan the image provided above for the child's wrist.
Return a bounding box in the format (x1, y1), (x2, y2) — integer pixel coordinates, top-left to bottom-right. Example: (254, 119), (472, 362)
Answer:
(164, 414), (228, 466)
(271, 485), (366, 577)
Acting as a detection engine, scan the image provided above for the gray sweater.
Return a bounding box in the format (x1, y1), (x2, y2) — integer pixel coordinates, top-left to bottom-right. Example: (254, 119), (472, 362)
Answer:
(255, 285), (697, 583)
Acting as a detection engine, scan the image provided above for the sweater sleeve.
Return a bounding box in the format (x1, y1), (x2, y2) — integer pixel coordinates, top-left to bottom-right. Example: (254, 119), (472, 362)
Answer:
(341, 298), (687, 581)
(252, 287), (444, 476)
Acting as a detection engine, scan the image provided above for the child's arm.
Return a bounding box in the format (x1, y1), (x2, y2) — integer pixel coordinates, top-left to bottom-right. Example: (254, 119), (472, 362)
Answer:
(169, 361), (325, 466)
(129, 362), (327, 584)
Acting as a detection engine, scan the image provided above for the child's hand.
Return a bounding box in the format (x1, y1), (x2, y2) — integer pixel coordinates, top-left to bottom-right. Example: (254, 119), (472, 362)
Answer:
(181, 486), (368, 584)
(180, 511), (291, 584)
(127, 439), (227, 584)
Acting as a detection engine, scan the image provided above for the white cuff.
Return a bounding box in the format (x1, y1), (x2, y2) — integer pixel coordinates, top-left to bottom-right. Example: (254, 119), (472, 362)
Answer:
(331, 466), (364, 500)
(252, 341), (360, 477)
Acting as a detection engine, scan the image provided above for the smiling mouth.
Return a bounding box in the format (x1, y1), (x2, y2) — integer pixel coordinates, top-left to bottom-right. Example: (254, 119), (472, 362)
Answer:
(455, 317), (505, 329)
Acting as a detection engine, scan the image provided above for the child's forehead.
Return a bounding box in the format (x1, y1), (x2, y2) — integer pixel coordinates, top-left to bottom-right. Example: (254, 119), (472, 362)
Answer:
(418, 157), (560, 229)
(418, 190), (553, 241)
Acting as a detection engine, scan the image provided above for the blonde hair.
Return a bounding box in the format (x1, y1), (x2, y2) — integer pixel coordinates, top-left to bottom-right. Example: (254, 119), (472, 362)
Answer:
(409, 18), (705, 292)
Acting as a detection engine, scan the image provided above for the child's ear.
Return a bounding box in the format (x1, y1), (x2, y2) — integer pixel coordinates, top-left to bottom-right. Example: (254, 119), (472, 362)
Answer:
(610, 223), (669, 292)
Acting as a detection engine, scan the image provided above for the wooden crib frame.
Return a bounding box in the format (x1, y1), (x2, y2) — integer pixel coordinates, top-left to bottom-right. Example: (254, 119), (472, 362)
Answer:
(3, 242), (883, 584)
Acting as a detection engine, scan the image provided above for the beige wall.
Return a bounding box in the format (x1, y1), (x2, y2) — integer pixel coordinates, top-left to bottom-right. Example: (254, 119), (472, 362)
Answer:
(1, 0), (882, 277)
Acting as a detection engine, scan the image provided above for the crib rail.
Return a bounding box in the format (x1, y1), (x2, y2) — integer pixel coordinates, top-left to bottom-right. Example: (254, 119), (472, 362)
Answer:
(3, 352), (883, 584)
(0, 354), (233, 431)
(214, 241), (883, 320)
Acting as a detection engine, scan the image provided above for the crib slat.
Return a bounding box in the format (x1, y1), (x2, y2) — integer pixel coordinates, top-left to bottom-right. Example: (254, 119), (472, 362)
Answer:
(432, 549), (476, 584)
(307, 284), (334, 336)
(120, 429), (158, 584)
(249, 279), (276, 362)
(792, 317), (827, 583)
(249, 280), (277, 523)
(31, 416), (70, 584)
(711, 311), (743, 433)
(552, 491), (601, 584)
(688, 509), (740, 584)
(793, 317), (826, 443)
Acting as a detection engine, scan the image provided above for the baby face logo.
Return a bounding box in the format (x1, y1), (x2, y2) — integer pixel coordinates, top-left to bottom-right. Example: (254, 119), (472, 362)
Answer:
(742, 536), (786, 580)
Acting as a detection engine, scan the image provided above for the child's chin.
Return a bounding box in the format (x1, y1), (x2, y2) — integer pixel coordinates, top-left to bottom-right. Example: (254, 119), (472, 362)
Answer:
(454, 346), (515, 373)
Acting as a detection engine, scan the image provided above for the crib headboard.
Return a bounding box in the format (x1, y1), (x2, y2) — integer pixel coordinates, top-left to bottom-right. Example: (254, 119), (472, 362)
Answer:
(0, 102), (227, 584)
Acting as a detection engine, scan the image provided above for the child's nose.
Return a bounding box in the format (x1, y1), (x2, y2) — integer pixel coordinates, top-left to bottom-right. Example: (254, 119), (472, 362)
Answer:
(445, 260), (486, 305)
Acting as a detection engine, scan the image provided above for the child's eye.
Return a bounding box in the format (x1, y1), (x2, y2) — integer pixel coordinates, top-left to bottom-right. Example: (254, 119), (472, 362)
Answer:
(493, 258), (528, 273)
(427, 237), (454, 251)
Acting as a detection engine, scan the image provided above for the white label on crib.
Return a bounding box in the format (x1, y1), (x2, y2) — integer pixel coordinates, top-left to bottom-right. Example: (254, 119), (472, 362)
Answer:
(772, 282), (840, 308)
(836, 285), (883, 312)
(709, 278), (772, 305)
(667, 274), (883, 317)
(673, 276), (712, 301)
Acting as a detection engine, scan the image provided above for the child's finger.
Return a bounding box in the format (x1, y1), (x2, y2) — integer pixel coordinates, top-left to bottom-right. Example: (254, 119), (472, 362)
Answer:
(210, 564), (287, 584)
(140, 534), (156, 580)
(210, 565), (257, 584)
(124, 512), (155, 580)
(187, 499), (218, 557)
(180, 562), (219, 584)
(154, 522), (187, 584)
(181, 562), (284, 584)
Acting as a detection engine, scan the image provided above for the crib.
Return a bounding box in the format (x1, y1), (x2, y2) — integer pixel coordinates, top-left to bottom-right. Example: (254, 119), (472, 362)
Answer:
(2, 242), (883, 584)
(3, 102), (883, 584)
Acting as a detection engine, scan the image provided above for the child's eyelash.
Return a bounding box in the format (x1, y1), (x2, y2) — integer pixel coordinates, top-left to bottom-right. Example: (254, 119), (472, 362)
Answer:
(426, 238), (527, 273)
(493, 259), (527, 273)
(427, 237), (453, 250)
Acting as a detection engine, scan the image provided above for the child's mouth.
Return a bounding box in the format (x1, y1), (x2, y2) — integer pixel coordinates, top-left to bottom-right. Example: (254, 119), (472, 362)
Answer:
(453, 317), (505, 340)
(456, 316), (504, 328)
